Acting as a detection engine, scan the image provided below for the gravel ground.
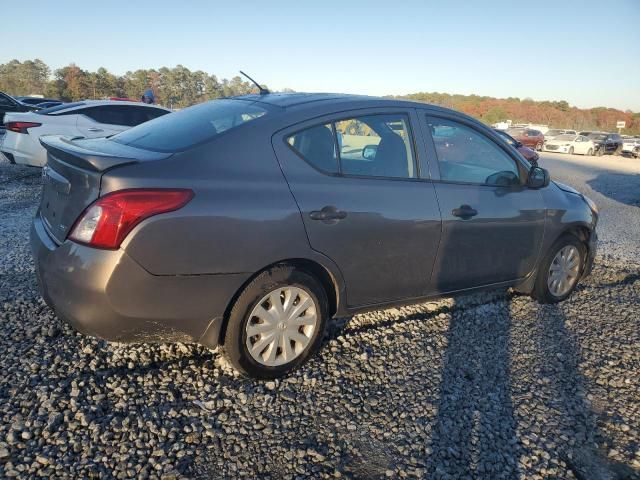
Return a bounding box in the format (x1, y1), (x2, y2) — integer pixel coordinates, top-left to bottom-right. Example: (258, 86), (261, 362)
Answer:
(0, 158), (639, 479)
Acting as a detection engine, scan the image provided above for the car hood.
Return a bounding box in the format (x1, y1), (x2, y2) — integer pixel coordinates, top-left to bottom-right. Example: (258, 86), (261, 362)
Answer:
(553, 181), (581, 195)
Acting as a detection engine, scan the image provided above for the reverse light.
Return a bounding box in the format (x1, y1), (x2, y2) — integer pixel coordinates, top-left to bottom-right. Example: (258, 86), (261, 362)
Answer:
(68, 189), (194, 249)
(5, 121), (41, 134)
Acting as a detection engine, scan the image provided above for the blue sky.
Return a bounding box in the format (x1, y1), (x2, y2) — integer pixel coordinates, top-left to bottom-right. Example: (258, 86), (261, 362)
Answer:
(3, 0), (639, 111)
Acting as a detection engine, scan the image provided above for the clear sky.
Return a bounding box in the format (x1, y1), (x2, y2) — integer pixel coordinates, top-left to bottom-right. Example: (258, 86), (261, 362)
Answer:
(2, 0), (639, 111)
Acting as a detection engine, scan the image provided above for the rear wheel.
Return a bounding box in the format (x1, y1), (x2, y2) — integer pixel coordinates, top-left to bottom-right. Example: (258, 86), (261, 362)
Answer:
(587, 148), (593, 156)
(568, 147), (574, 155)
(536, 142), (543, 151)
(222, 266), (328, 379)
(533, 235), (585, 304)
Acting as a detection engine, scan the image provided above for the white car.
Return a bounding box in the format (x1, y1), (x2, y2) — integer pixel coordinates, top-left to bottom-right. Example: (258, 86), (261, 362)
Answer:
(622, 137), (640, 155)
(544, 129), (577, 142)
(0, 100), (170, 167)
(543, 134), (595, 155)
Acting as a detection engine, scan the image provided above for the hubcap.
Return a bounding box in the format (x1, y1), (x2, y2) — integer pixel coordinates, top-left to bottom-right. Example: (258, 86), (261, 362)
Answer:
(245, 287), (318, 367)
(548, 245), (581, 297)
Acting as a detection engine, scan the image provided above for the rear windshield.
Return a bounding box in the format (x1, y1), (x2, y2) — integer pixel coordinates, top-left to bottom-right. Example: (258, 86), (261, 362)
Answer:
(37, 102), (86, 115)
(111, 99), (269, 152)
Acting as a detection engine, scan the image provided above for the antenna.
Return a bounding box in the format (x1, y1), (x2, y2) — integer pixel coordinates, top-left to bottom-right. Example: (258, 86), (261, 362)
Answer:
(239, 70), (270, 95)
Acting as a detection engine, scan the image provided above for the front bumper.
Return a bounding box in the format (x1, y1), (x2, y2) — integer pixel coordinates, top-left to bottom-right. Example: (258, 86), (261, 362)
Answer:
(583, 229), (598, 277)
(30, 214), (249, 347)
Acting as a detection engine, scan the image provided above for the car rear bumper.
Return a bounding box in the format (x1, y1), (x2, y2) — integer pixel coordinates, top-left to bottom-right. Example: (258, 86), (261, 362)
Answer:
(30, 213), (249, 347)
(1, 132), (46, 167)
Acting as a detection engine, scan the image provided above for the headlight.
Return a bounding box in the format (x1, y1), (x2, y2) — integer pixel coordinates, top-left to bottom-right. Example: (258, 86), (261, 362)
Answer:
(582, 194), (598, 215)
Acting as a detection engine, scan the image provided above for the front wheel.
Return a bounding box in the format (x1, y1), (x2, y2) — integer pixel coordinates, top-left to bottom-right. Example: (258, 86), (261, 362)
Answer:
(587, 148), (593, 156)
(222, 266), (328, 379)
(568, 147), (574, 155)
(533, 235), (586, 304)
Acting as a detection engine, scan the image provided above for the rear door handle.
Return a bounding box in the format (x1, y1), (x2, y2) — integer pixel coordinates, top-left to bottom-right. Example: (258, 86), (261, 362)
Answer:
(310, 206), (347, 223)
(452, 204), (478, 219)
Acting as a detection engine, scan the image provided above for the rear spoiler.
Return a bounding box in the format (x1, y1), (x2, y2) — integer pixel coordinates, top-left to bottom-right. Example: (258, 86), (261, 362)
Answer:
(39, 136), (171, 172)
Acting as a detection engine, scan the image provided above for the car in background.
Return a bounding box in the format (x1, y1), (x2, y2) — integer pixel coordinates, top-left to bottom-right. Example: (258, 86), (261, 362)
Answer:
(544, 129), (577, 142)
(621, 137), (640, 157)
(507, 128), (545, 151)
(543, 134), (595, 155)
(15, 96), (61, 107)
(1, 100), (170, 167)
(35, 101), (64, 109)
(1, 91), (36, 128)
(494, 128), (539, 165)
(30, 93), (598, 379)
(586, 132), (623, 156)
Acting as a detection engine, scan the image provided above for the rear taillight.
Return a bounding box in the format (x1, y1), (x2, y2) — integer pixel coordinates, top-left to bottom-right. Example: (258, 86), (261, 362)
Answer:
(69, 189), (194, 249)
(5, 121), (41, 133)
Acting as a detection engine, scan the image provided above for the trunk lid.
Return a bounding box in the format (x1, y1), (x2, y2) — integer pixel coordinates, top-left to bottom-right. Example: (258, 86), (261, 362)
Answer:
(38, 135), (171, 243)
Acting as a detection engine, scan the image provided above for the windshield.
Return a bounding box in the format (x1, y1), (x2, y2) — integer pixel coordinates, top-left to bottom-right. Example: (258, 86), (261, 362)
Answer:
(546, 129), (563, 136)
(37, 102), (86, 115)
(111, 99), (269, 153)
(495, 130), (515, 146)
(556, 134), (576, 141)
(588, 133), (606, 141)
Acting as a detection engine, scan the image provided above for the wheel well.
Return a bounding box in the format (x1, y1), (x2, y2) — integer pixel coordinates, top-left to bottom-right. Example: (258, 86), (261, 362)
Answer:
(563, 225), (591, 245)
(218, 259), (339, 345)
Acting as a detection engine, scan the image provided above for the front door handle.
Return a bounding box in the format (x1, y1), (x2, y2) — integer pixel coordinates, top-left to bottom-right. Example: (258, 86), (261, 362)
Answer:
(309, 206), (347, 224)
(452, 204), (478, 219)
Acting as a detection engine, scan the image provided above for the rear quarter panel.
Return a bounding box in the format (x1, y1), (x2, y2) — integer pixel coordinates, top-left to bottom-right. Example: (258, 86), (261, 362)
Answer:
(101, 125), (328, 278)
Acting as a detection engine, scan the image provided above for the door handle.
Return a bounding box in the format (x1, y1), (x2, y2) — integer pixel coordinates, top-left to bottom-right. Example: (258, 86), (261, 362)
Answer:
(309, 206), (347, 223)
(87, 127), (103, 132)
(452, 204), (478, 219)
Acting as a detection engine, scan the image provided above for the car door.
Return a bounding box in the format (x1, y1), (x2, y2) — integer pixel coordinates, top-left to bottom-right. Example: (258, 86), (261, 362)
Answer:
(420, 113), (546, 293)
(273, 108), (442, 308)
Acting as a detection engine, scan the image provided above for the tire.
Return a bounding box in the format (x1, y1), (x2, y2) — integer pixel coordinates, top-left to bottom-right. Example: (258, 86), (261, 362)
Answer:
(221, 265), (329, 379)
(596, 147), (603, 157)
(533, 235), (586, 304)
(536, 142), (543, 151)
(587, 148), (593, 156)
(568, 147), (574, 155)
(614, 145), (622, 156)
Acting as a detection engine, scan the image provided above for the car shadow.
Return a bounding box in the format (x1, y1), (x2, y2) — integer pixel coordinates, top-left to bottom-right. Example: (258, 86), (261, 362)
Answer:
(424, 297), (520, 478)
(586, 173), (640, 207)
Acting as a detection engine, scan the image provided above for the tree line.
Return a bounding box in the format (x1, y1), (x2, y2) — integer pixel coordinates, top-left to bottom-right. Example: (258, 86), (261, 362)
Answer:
(1, 59), (638, 133)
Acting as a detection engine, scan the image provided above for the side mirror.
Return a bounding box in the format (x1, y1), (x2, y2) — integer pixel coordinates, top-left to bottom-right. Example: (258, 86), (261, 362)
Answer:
(362, 144), (378, 160)
(528, 166), (550, 189)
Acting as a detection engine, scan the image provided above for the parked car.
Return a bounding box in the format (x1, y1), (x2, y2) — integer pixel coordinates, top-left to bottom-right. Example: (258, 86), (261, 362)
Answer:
(494, 128), (539, 165)
(507, 128), (545, 151)
(544, 129), (577, 142)
(1, 100), (170, 166)
(35, 101), (64, 109)
(31, 93), (598, 379)
(0, 91), (35, 128)
(543, 134), (596, 155)
(621, 137), (640, 157)
(15, 96), (61, 106)
(586, 132), (623, 156)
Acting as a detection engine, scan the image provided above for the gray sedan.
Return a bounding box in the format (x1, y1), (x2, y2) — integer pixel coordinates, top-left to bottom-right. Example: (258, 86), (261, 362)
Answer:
(31, 93), (598, 379)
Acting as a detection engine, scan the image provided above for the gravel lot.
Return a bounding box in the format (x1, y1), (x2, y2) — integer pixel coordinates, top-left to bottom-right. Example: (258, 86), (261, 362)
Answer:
(0, 155), (639, 479)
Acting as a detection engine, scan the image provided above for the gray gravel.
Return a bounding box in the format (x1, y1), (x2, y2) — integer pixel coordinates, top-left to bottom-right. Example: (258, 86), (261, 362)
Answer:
(0, 158), (639, 479)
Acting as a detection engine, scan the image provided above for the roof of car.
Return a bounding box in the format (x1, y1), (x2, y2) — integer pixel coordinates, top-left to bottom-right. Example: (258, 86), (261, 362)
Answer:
(231, 92), (449, 112)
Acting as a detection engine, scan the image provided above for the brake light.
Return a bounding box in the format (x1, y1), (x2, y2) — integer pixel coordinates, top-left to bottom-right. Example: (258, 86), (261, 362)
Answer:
(69, 189), (194, 249)
(5, 121), (41, 134)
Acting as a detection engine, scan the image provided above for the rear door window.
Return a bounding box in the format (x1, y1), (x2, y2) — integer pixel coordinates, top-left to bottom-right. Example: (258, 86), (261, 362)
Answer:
(112, 99), (268, 152)
(287, 113), (416, 179)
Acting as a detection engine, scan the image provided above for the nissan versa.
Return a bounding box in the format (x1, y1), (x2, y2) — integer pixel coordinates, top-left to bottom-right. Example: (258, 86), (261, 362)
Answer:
(31, 93), (598, 379)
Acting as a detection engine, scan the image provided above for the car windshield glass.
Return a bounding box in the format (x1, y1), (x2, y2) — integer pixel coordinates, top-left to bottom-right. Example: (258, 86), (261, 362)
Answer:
(37, 102), (86, 114)
(495, 131), (515, 145)
(556, 135), (576, 141)
(111, 99), (269, 153)
(589, 134), (606, 140)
